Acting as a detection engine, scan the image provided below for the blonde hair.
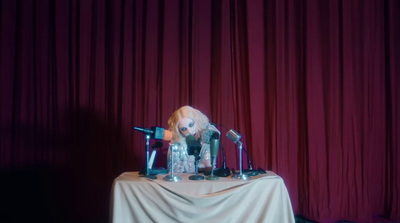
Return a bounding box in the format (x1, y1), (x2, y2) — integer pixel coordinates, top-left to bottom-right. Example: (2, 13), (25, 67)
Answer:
(168, 105), (210, 143)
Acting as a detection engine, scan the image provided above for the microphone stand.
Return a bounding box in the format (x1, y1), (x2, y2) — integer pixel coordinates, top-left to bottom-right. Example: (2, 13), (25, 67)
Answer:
(189, 156), (204, 180)
(207, 123), (231, 177)
(163, 143), (182, 182)
(134, 126), (156, 179)
(232, 141), (249, 180)
(144, 134), (156, 179)
(186, 135), (204, 180)
(206, 157), (219, 180)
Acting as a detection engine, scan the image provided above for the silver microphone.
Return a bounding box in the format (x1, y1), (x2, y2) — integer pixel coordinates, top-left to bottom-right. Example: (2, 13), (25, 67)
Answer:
(226, 129), (241, 144)
(226, 129), (249, 180)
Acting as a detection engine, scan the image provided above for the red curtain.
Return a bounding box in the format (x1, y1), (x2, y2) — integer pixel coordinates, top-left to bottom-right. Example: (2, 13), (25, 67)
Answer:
(0, 0), (399, 222)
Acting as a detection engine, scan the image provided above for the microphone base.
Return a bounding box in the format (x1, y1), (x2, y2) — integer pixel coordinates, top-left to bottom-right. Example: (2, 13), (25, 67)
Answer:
(139, 173), (157, 180)
(232, 173), (250, 181)
(139, 167), (169, 175)
(257, 168), (267, 174)
(189, 174), (204, 180)
(243, 169), (259, 176)
(163, 174), (182, 182)
(206, 175), (219, 180)
(203, 168), (231, 177)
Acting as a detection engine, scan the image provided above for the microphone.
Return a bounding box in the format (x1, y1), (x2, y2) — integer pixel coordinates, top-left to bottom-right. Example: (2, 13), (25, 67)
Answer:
(206, 136), (220, 180)
(210, 139), (219, 159)
(135, 126), (171, 179)
(133, 126), (153, 134)
(186, 135), (204, 180)
(210, 132), (220, 168)
(226, 129), (258, 176)
(226, 129), (249, 180)
(134, 126), (172, 140)
(186, 135), (202, 159)
(226, 129), (241, 144)
(203, 124), (230, 177)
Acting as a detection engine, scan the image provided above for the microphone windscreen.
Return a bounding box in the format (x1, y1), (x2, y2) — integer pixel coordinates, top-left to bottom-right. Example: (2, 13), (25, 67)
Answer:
(226, 129), (241, 143)
(186, 134), (196, 142)
(152, 141), (163, 149)
(186, 135), (201, 156)
(152, 127), (165, 140)
(163, 130), (173, 141)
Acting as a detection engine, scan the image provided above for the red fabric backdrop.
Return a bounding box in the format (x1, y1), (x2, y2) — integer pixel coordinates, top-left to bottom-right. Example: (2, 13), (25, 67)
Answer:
(0, 0), (399, 222)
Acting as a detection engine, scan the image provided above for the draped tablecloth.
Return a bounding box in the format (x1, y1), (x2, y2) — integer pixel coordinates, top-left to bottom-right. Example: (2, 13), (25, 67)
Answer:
(110, 171), (295, 223)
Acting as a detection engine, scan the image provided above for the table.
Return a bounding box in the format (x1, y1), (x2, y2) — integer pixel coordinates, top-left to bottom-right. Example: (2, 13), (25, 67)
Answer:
(110, 171), (295, 223)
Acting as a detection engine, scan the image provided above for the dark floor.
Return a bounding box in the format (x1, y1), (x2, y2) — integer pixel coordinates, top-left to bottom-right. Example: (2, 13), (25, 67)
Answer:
(295, 215), (400, 223)
(295, 215), (317, 223)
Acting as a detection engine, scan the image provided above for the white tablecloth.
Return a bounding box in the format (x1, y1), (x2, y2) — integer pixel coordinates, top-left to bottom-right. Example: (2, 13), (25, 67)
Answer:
(110, 171), (295, 223)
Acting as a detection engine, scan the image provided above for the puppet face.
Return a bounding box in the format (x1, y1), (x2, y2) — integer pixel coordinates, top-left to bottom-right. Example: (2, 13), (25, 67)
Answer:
(178, 117), (199, 139)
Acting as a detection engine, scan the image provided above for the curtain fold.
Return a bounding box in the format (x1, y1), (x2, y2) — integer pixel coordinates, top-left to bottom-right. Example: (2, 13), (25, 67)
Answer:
(0, 0), (399, 222)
